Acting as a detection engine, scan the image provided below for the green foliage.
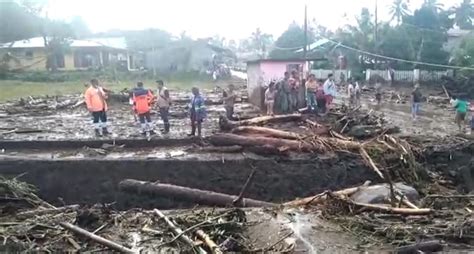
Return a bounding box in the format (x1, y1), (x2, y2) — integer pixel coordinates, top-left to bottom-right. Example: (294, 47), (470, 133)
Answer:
(452, 0), (474, 30)
(270, 22), (315, 59)
(453, 34), (474, 67)
(0, 1), (43, 43)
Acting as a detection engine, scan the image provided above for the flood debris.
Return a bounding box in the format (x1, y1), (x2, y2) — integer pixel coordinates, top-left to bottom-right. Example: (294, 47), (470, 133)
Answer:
(0, 177), (293, 253)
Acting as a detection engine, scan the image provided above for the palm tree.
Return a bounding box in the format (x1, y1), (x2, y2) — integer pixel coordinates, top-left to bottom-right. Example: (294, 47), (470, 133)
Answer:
(389, 0), (410, 25)
(453, 0), (474, 29)
(423, 0), (444, 13)
(250, 28), (273, 57)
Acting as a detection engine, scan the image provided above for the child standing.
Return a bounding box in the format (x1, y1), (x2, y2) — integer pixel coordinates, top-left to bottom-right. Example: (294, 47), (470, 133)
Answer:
(189, 87), (206, 137)
(265, 82), (277, 115)
(222, 84), (236, 120)
(305, 74), (318, 112)
(316, 80), (326, 115)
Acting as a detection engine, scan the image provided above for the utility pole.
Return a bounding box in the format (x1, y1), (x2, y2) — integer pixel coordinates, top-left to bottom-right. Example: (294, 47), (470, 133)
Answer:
(303, 4), (308, 60)
(374, 0), (379, 69)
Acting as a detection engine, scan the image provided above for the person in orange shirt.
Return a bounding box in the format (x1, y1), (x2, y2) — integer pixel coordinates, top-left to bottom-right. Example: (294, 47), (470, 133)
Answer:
(132, 82), (156, 136)
(84, 79), (110, 137)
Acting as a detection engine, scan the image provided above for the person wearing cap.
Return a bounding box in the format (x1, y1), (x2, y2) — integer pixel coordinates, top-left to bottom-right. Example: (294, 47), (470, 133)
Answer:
(132, 82), (155, 136)
(189, 87), (206, 137)
(84, 78), (110, 137)
(156, 80), (171, 134)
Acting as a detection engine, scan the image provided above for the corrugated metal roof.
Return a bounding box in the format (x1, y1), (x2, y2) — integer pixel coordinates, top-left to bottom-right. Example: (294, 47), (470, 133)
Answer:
(0, 37), (128, 50)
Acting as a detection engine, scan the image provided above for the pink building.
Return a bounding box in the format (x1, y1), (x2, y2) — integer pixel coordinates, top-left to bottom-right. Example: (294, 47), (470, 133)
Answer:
(246, 59), (308, 108)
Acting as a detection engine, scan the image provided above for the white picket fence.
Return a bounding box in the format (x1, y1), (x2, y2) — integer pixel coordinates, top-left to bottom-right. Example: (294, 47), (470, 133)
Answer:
(366, 69), (453, 82)
(311, 69), (350, 82)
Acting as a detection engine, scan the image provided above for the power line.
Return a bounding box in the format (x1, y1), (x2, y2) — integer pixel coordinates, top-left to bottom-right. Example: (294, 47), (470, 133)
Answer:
(319, 35), (474, 71)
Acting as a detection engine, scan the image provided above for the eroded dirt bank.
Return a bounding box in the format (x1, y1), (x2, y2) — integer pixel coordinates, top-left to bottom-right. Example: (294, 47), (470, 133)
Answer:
(0, 153), (377, 209)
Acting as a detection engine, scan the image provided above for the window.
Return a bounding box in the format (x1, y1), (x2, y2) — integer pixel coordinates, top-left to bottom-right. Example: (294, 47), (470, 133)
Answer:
(25, 51), (33, 59)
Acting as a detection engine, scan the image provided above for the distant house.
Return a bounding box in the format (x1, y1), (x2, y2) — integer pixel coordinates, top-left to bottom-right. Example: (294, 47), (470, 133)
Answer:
(0, 37), (138, 71)
(145, 39), (235, 73)
(246, 59), (309, 108)
(445, 29), (472, 52)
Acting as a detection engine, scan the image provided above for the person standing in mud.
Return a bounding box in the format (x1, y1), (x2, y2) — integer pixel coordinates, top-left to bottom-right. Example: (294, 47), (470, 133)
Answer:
(315, 80), (327, 115)
(411, 84), (422, 121)
(84, 79), (110, 137)
(222, 84), (236, 120)
(288, 70), (300, 112)
(189, 87), (206, 137)
(275, 72), (291, 114)
(375, 82), (382, 106)
(323, 74), (336, 111)
(133, 82), (156, 136)
(305, 74), (318, 112)
(451, 95), (468, 132)
(265, 81), (277, 116)
(156, 80), (171, 134)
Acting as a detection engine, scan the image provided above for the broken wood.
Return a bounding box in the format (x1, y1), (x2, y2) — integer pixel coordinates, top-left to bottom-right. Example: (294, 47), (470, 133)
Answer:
(231, 126), (302, 140)
(441, 84), (451, 99)
(60, 222), (136, 253)
(233, 168), (257, 206)
(283, 181), (371, 207)
(195, 229), (223, 254)
(350, 201), (432, 215)
(119, 179), (274, 207)
(17, 204), (79, 219)
(154, 209), (207, 254)
(219, 114), (302, 130)
(360, 147), (384, 179)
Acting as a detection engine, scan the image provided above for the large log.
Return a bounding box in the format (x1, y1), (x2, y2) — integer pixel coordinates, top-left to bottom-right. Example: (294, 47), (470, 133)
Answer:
(119, 179), (275, 207)
(395, 240), (443, 254)
(219, 114), (302, 130)
(231, 126), (302, 140)
(208, 133), (314, 151)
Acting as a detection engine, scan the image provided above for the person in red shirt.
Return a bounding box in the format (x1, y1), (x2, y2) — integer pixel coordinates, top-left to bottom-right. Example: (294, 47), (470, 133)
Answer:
(132, 82), (156, 136)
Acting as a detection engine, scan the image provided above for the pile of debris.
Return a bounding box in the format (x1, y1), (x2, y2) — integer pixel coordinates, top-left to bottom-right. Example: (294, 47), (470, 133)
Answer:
(0, 177), (288, 253)
(1, 95), (84, 115)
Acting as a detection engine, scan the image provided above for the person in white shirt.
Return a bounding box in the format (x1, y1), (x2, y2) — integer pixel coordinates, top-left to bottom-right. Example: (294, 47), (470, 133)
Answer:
(323, 74), (337, 110)
(156, 80), (171, 134)
(355, 81), (361, 107)
(347, 79), (355, 107)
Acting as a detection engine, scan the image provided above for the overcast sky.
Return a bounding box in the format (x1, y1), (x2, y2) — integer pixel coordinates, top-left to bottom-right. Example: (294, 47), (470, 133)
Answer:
(47, 0), (457, 39)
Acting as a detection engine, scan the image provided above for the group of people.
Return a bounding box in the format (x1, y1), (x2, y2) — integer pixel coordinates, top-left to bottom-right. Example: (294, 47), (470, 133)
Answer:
(264, 72), (342, 116)
(84, 79), (207, 138)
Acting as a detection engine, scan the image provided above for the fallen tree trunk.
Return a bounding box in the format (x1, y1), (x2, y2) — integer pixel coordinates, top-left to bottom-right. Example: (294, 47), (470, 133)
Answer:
(219, 114), (302, 130)
(395, 240), (443, 254)
(119, 179), (275, 207)
(208, 133), (314, 152)
(231, 126), (302, 140)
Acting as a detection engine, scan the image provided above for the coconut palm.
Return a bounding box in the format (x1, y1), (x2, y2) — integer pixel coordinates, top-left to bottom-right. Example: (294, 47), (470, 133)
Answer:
(423, 0), (444, 12)
(453, 0), (474, 29)
(389, 0), (410, 25)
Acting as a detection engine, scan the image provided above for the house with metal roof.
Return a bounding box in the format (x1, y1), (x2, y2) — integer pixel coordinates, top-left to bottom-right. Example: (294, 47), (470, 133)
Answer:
(0, 37), (137, 71)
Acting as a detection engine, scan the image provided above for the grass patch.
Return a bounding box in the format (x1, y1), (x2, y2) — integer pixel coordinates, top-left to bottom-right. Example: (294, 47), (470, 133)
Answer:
(0, 79), (215, 102)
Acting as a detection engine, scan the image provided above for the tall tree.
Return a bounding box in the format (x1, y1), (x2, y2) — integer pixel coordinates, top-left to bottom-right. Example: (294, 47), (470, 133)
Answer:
(0, 1), (43, 42)
(250, 28), (273, 58)
(69, 16), (91, 38)
(423, 0), (444, 13)
(452, 0), (474, 29)
(389, 0), (410, 25)
(270, 22), (315, 59)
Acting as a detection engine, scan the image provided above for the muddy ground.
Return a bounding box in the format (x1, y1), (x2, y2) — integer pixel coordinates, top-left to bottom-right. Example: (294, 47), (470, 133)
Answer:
(1, 78), (474, 253)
